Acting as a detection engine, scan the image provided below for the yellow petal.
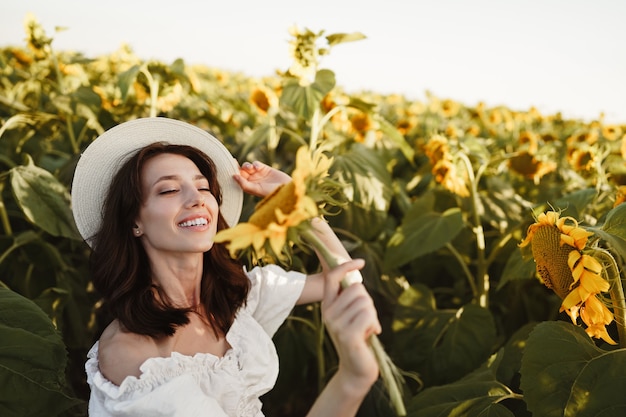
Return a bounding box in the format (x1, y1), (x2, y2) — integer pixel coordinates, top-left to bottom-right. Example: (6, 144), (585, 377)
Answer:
(579, 271), (610, 294)
(583, 295), (614, 325)
(568, 250), (582, 270)
(562, 304), (580, 324)
(214, 223), (263, 257)
(570, 259), (585, 284)
(562, 289), (583, 310)
(266, 223), (288, 255)
(580, 254), (602, 275)
(585, 323), (617, 345)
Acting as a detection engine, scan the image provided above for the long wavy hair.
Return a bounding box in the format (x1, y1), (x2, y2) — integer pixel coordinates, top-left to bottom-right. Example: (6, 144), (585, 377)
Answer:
(90, 142), (250, 338)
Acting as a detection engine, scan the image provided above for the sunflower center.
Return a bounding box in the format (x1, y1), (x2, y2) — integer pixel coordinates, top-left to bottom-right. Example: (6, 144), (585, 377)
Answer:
(249, 181), (297, 228)
(531, 225), (576, 299)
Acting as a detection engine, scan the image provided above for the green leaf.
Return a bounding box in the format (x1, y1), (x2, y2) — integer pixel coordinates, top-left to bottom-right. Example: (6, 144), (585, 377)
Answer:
(497, 247), (536, 290)
(325, 31), (367, 46)
(520, 321), (626, 417)
(280, 69), (336, 120)
(238, 123), (272, 160)
(585, 203), (626, 260)
(597, 202), (626, 241)
(118, 64), (141, 102)
(331, 145), (393, 240)
(549, 188), (597, 219)
(9, 156), (81, 239)
(406, 357), (515, 417)
(393, 302), (497, 386)
(0, 287), (82, 417)
(375, 114), (415, 162)
(384, 207), (464, 269)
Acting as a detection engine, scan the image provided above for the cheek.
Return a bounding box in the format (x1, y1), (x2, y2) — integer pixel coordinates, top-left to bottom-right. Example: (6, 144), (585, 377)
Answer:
(138, 200), (174, 226)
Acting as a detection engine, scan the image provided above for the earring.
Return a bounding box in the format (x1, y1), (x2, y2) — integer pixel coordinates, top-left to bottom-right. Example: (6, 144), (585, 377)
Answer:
(134, 229), (141, 235)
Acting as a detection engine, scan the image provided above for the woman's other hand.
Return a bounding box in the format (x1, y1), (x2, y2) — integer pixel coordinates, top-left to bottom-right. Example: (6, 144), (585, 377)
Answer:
(322, 259), (381, 396)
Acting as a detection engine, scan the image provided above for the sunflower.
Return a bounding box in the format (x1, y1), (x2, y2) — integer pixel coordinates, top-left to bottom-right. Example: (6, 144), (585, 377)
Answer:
(424, 134), (470, 197)
(250, 84), (279, 115)
(214, 147), (327, 258)
(508, 151), (557, 185)
(567, 146), (596, 172)
(519, 211), (617, 344)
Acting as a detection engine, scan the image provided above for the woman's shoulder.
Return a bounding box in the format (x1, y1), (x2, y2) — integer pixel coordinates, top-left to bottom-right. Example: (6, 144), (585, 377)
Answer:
(97, 320), (159, 386)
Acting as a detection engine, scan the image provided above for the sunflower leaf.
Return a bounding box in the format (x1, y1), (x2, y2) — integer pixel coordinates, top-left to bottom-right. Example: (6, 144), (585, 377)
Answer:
(406, 350), (514, 417)
(586, 203), (626, 259)
(0, 287), (83, 417)
(280, 69), (335, 120)
(331, 145), (393, 240)
(392, 301), (497, 386)
(597, 202), (626, 240)
(384, 207), (463, 269)
(325, 32), (367, 46)
(520, 321), (626, 417)
(9, 156), (81, 240)
(118, 64), (141, 102)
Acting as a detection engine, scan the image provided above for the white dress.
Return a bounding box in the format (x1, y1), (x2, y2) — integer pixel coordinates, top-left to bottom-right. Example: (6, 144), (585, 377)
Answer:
(85, 265), (306, 417)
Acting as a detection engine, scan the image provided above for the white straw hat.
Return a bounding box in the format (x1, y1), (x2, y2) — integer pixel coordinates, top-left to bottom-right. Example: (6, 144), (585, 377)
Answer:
(71, 117), (243, 247)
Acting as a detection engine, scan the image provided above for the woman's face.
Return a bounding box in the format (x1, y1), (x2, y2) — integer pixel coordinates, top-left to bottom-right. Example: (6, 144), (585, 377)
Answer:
(134, 153), (219, 257)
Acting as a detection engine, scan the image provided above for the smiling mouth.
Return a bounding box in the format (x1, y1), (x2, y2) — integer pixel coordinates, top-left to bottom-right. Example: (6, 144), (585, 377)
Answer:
(178, 218), (208, 227)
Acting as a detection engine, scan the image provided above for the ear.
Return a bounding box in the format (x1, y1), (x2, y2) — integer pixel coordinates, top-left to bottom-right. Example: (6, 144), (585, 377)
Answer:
(133, 222), (143, 237)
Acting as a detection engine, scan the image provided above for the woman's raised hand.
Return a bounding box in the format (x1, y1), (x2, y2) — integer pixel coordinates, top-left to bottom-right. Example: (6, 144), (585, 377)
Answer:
(233, 161), (292, 198)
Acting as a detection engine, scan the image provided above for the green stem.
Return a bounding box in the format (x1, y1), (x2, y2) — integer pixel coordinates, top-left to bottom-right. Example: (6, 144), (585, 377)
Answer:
(140, 67), (160, 117)
(0, 181), (12, 236)
(65, 115), (79, 154)
(314, 302), (326, 393)
(301, 227), (407, 416)
(445, 242), (478, 298)
(50, 49), (79, 154)
(459, 153), (488, 307)
(591, 248), (626, 348)
(309, 108), (322, 151)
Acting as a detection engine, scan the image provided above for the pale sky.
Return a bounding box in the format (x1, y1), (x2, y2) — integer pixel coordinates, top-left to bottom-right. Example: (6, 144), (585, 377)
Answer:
(2, 0), (625, 123)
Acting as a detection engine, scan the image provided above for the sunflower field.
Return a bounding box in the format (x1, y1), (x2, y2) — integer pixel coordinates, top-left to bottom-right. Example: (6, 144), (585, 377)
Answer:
(2, 15), (626, 417)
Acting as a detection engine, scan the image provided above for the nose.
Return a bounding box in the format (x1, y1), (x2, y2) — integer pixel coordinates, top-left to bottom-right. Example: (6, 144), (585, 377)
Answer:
(186, 190), (205, 208)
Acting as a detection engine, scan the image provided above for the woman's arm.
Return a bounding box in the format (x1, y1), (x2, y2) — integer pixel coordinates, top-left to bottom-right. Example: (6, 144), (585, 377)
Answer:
(306, 259), (380, 417)
(296, 217), (352, 304)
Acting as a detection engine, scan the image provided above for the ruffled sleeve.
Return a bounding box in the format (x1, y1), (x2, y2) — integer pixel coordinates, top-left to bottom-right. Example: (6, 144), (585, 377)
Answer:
(244, 265), (306, 337)
(86, 343), (236, 417)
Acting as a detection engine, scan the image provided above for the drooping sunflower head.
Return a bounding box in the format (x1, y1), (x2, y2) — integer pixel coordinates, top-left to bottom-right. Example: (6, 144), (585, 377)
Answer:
(250, 84), (279, 115)
(518, 131), (539, 155)
(508, 152), (557, 185)
(423, 134), (450, 166)
(286, 26), (321, 84)
(214, 146), (335, 259)
(520, 211), (617, 344)
(23, 13), (52, 60)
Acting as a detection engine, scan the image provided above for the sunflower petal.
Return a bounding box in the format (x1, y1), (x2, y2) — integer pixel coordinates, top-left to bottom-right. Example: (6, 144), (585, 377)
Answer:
(580, 274), (610, 296)
(585, 324), (618, 345)
(562, 289), (583, 310)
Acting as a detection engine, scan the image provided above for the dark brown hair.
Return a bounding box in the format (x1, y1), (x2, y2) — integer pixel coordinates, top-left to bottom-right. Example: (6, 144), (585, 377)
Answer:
(90, 142), (250, 338)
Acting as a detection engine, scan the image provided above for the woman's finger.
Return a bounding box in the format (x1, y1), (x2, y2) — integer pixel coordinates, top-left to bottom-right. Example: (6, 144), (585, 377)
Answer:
(322, 259), (365, 307)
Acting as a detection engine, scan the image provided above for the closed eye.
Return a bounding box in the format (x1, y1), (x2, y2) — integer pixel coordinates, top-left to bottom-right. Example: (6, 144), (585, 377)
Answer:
(159, 189), (178, 195)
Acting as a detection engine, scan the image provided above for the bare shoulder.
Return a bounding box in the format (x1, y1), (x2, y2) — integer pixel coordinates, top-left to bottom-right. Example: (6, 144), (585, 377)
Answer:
(97, 320), (159, 386)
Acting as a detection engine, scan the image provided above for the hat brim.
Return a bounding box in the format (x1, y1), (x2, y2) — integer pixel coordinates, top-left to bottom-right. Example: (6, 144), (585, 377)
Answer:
(71, 117), (243, 247)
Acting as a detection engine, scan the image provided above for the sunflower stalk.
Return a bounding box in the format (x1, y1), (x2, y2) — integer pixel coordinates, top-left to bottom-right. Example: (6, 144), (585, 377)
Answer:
(458, 152), (489, 307)
(300, 227), (407, 416)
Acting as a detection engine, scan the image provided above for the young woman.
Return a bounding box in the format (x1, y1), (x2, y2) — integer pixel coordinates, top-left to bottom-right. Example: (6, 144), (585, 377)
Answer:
(71, 117), (380, 417)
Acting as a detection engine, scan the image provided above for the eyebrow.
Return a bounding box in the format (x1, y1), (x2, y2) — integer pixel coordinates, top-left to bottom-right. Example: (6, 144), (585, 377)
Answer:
(151, 174), (207, 187)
